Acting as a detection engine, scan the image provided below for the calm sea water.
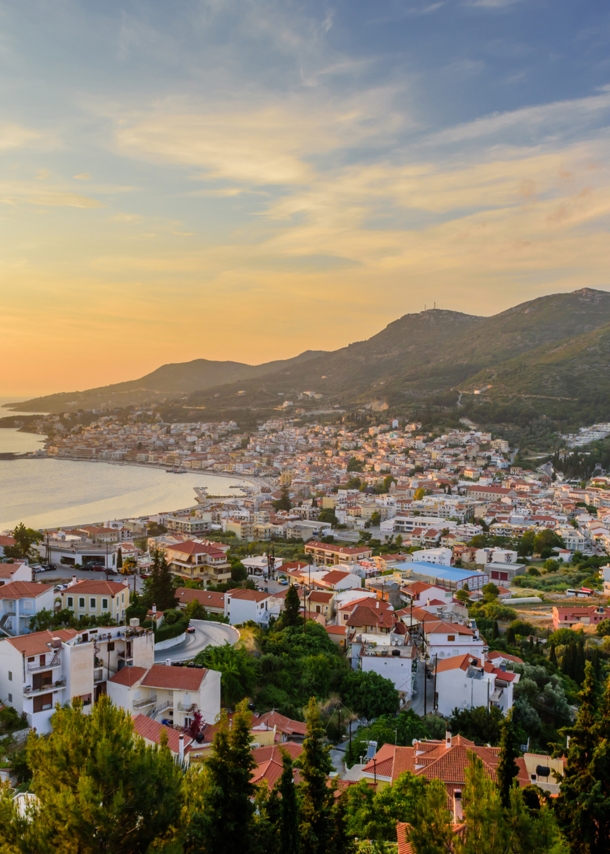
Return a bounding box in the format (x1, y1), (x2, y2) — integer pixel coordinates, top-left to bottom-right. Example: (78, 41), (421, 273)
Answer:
(0, 398), (246, 531)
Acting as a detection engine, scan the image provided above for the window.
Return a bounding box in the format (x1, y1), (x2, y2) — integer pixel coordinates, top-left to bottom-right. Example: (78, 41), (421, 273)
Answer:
(8, 671), (12, 682)
(33, 693), (54, 713)
(8, 693), (12, 703)
(33, 671), (53, 691)
(90, 598), (96, 609)
(447, 635), (455, 642)
(39, 655), (46, 666)
(67, 597), (73, 607)
(79, 598), (85, 608)
(102, 599), (108, 610)
(107, 642), (114, 652)
(27, 657), (34, 663)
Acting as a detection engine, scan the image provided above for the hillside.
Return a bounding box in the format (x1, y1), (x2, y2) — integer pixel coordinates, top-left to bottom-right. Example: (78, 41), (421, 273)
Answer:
(6, 351), (326, 414)
(9, 287), (610, 419)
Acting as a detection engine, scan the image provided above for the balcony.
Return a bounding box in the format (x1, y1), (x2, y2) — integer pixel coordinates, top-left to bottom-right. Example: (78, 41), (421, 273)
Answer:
(177, 702), (197, 713)
(133, 695), (157, 709)
(24, 679), (66, 696)
(94, 668), (105, 683)
(28, 653), (61, 672)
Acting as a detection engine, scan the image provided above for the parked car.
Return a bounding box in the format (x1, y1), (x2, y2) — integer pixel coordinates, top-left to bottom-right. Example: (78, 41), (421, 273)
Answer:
(186, 626), (196, 634)
(161, 719), (173, 727)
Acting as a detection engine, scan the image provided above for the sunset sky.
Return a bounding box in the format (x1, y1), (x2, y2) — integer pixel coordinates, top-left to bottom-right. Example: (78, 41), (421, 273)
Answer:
(1, 0), (610, 397)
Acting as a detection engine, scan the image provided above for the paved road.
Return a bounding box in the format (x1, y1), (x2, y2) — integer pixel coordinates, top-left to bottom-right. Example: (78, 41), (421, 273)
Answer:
(154, 620), (239, 663)
(409, 660), (436, 717)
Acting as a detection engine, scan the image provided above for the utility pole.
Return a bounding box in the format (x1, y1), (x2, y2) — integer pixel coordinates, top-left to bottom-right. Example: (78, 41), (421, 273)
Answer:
(433, 654), (438, 713)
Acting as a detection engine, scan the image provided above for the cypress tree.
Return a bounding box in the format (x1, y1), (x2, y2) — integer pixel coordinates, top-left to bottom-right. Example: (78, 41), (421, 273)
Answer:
(282, 584), (302, 628)
(279, 752), (300, 854)
(497, 710), (520, 809)
(555, 661), (600, 854)
(299, 697), (335, 854)
(142, 548), (177, 611)
(461, 753), (507, 854)
(408, 778), (456, 854)
(549, 644), (557, 667)
(186, 701), (256, 854)
(586, 674), (610, 854)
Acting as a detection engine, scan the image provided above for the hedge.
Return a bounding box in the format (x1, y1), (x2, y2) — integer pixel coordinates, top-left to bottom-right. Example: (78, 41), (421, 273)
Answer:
(154, 618), (189, 644)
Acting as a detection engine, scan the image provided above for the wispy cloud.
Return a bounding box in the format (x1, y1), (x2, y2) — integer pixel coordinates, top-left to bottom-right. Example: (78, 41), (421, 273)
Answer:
(0, 122), (58, 152)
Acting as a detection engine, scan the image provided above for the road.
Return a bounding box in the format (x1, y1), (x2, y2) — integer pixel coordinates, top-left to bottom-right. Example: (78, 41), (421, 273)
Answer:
(154, 619), (239, 663)
(409, 660), (436, 717)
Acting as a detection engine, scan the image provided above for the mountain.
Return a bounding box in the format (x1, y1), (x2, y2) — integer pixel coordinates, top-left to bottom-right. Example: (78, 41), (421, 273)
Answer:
(8, 351), (326, 414)
(9, 287), (610, 418)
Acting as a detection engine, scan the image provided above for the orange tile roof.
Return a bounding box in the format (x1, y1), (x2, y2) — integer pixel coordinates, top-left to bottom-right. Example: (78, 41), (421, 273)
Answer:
(65, 580), (128, 597)
(175, 588), (226, 610)
(251, 742), (303, 765)
(228, 588), (270, 602)
(132, 713), (194, 754)
(0, 581), (53, 599)
(7, 628), (78, 656)
(108, 665), (147, 687)
(253, 710), (307, 737)
(140, 664), (207, 691)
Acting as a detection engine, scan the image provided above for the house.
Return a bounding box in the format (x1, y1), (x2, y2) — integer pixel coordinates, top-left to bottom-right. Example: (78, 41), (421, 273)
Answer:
(0, 624), (155, 733)
(421, 620), (486, 660)
(225, 588), (271, 626)
(304, 541), (373, 566)
(164, 541), (231, 586)
(352, 632), (414, 699)
(0, 535), (17, 557)
(0, 582), (55, 636)
(346, 601), (396, 635)
(175, 587), (226, 616)
(306, 590), (335, 621)
(311, 569), (362, 592)
(434, 653), (518, 716)
(107, 662), (221, 730)
(0, 563), (33, 586)
(251, 742), (303, 789)
(551, 605), (607, 631)
(251, 710), (308, 742)
(400, 581), (454, 609)
(62, 579), (130, 623)
(410, 548), (453, 566)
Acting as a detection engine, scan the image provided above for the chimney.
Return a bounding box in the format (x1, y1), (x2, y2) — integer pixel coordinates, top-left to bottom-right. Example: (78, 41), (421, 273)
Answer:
(453, 789), (463, 822)
(178, 733), (185, 764)
(152, 604), (157, 615)
(166, 658), (172, 667)
(72, 575), (77, 586)
(445, 731), (452, 750)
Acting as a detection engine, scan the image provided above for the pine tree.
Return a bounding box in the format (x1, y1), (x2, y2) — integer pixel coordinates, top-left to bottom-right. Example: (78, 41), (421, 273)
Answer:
(116, 546), (123, 570)
(555, 661), (600, 854)
(497, 710), (520, 808)
(505, 785), (569, 854)
(279, 751), (300, 854)
(408, 778), (456, 854)
(299, 697), (335, 854)
(185, 700), (257, 854)
(142, 548), (177, 611)
(282, 584), (302, 628)
(19, 695), (182, 854)
(549, 644), (557, 667)
(586, 674), (610, 854)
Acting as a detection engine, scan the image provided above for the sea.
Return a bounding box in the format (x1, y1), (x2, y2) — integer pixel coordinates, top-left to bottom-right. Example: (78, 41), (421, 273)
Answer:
(0, 396), (247, 531)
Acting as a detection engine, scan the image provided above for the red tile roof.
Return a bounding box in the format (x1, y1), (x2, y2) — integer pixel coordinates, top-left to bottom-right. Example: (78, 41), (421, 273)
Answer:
(108, 665), (147, 687)
(175, 587), (226, 610)
(228, 588), (270, 602)
(0, 581), (53, 600)
(64, 580), (128, 597)
(252, 710), (307, 737)
(140, 664), (207, 691)
(132, 714), (193, 754)
(7, 628), (78, 656)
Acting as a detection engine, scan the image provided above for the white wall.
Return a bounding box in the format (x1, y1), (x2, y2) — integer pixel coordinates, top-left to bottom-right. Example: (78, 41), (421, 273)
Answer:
(361, 656), (413, 697)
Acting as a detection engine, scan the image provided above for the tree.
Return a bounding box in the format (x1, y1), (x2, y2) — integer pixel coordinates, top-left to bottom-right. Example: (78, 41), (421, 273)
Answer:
(299, 697), (335, 854)
(185, 701), (256, 854)
(230, 561), (248, 583)
(347, 457), (365, 473)
(482, 583), (499, 600)
(596, 619), (610, 637)
(273, 489), (292, 511)
(279, 751), (300, 854)
(282, 583), (302, 628)
(16, 695), (182, 854)
(460, 753), (506, 854)
(116, 547), (123, 570)
(555, 661), (600, 853)
(194, 643), (257, 707)
(408, 778), (456, 854)
(369, 511), (381, 527)
(142, 548), (177, 611)
(318, 508), (338, 526)
(341, 670), (400, 719)
(5, 523), (43, 561)
(497, 710), (520, 808)
(449, 706), (503, 746)
(455, 588), (470, 604)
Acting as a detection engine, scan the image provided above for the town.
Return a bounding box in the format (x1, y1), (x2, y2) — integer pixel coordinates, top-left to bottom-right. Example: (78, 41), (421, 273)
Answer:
(1, 413), (610, 851)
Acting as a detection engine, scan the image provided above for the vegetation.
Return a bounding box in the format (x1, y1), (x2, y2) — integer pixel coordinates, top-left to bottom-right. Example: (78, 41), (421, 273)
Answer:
(141, 548), (178, 611)
(4, 523), (43, 561)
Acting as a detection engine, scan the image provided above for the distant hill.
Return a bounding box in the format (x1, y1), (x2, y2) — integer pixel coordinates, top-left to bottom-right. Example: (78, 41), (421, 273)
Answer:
(9, 287), (610, 418)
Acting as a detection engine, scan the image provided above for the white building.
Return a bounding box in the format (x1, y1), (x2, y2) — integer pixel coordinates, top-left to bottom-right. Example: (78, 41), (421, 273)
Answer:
(225, 589), (271, 625)
(410, 548), (452, 566)
(0, 624), (155, 733)
(353, 633), (414, 700)
(434, 653), (518, 717)
(475, 548), (519, 566)
(107, 661), (221, 730)
(422, 620), (486, 660)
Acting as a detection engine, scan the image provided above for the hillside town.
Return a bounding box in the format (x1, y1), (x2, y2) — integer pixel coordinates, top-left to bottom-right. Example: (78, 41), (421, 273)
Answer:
(2, 414), (610, 851)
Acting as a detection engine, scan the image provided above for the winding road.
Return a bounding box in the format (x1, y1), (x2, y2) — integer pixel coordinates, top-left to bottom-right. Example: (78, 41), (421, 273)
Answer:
(154, 619), (239, 663)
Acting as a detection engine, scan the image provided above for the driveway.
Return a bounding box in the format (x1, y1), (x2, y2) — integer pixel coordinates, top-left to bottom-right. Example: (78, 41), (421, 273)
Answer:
(409, 659), (436, 717)
(154, 619), (238, 663)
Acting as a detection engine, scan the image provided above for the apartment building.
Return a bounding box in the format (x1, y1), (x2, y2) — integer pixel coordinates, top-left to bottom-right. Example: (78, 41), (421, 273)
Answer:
(304, 541), (373, 566)
(0, 624), (155, 733)
(62, 580), (130, 623)
(164, 540), (231, 586)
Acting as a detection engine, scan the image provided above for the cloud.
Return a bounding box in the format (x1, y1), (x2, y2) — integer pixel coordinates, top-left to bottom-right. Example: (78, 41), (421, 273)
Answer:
(0, 181), (101, 208)
(0, 122), (57, 152)
(73, 173), (91, 180)
(464, 0), (522, 8)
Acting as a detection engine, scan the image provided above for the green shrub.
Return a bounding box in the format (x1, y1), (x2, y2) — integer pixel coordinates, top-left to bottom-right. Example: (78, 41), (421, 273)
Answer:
(154, 618), (189, 644)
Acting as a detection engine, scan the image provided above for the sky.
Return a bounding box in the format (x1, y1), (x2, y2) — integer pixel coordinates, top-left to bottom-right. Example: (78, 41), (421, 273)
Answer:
(1, 0), (610, 397)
